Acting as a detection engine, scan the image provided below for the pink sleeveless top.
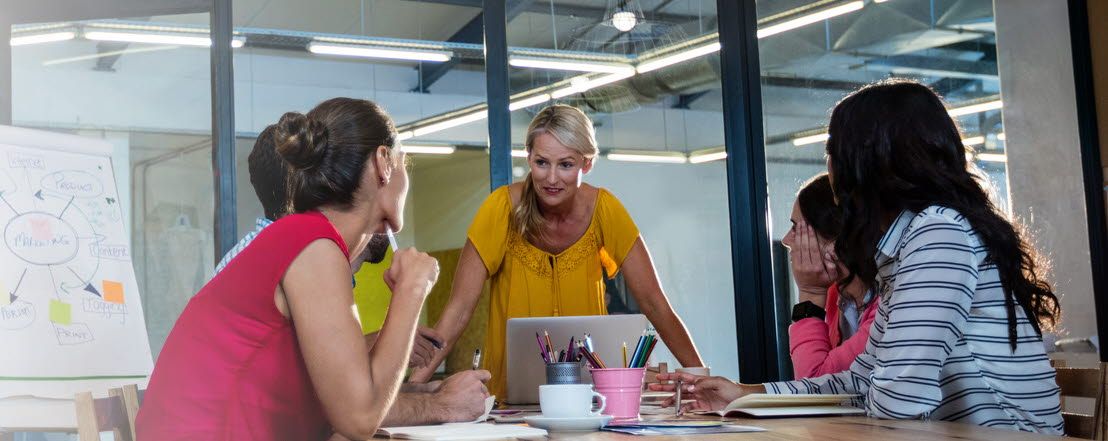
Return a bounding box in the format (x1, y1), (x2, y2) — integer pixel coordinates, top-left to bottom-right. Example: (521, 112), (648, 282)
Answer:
(136, 212), (349, 440)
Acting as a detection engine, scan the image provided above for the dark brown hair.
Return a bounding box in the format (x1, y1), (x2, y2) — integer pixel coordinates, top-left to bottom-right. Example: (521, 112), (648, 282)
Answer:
(825, 79), (1059, 349)
(274, 97), (398, 214)
(796, 173), (841, 240)
(247, 125), (286, 220)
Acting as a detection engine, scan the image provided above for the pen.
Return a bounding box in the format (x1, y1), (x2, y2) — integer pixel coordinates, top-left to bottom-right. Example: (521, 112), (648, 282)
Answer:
(472, 348), (482, 370)
(675, 378), (683, 416)
(386, 227), (399, 252)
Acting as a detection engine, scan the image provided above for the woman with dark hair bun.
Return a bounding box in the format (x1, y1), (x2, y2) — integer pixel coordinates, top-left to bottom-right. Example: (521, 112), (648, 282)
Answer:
(782, 173), (876, 379)
(653, 79), (1064, 434)
(137, 98), (489, 440)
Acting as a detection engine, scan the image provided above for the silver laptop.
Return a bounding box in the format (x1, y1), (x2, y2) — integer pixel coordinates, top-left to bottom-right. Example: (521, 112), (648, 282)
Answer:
(505, 314), (660, 404)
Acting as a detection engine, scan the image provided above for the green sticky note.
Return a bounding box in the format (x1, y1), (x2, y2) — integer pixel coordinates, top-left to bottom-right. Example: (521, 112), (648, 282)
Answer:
(0, 280), (9, 307)
(49, 299), (71, 325)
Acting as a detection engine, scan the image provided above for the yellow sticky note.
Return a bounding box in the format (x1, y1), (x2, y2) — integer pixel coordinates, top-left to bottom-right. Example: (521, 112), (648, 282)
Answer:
(102, 280), (124, 304)
(49, 299), (71, 325)
(0, 280), (9, 307)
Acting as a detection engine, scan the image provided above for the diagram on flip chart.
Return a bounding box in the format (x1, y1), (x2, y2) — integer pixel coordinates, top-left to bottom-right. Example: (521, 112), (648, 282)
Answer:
(0, 139), (152, 387)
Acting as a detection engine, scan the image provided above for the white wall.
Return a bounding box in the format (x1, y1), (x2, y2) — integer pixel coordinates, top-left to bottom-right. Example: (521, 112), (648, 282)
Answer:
(994, 0), (1098, 342)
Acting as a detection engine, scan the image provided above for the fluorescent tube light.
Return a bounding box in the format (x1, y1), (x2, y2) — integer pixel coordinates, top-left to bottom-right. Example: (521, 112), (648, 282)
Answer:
(397, 131), (414, 141)
(510, 57), (634, 74)
(605, 150), (688, 164)
(512, 149), (529, 158)
(308, 42), (452, 62)
(688, 147), (727, 164)
(962, 136), (985, 146)
(411, 110), (488, 137)
(551, 71), (635, 98)
(948, 100), (1003, 117)
(400, 145), (456, 155)
(792, 133), (829, 146)
(509, 94), (552, 111)
(10, 31), (76, 46)
(996, 133), (1007, 141)
(636, 42), (721, 73)
(85, 31), (211, 46)
(976, 153), (1007, 163)
(757, 1), (865, 39)
(84, 30), (243, 48)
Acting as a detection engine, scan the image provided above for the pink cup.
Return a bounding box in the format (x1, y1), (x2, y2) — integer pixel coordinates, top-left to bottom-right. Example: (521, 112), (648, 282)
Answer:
(590, 368), (646, 420)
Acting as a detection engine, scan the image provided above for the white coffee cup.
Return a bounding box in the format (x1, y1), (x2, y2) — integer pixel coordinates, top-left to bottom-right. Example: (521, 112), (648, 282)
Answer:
(539, 384), (607, 418)
(675, 366), (710, 377)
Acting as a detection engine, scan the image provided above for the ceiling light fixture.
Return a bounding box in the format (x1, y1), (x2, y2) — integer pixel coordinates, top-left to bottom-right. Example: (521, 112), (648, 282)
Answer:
(509, 94), (552, 111)
(605, 150), (688, 164)
(511, 149), (529, 158)
(962, 136), (986, 146)
(509, 57), (634, 74)
(997, 133), (1007, 141)
(551, 71), (635, 98)
(400, 145), (456, 155)
(410, 110), (488, 137)
(757, 1), (865, 39)
(688, 147), (727, 164)
(792, 133), (830, 146)
(611, 10), (638, 32)
(976, 153), (1008, 163)
(10, 31), (76, 46)
(84, 31), (243, 48)
(948, 100), (1003, 117)
(307, 42), (451, 62)
(635, 42), (720, 73)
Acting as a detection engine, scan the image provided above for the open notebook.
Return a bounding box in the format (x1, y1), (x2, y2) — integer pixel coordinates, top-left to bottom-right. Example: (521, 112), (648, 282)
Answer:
(697, 394), (864, 418)
(376, 421), (545, 438)
(376, 423), (548, 440)
(375, 396), (550, 440)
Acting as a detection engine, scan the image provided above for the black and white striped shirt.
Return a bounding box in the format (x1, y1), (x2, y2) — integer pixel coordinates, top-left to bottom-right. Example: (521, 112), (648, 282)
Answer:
(766, 207), (1064, 434)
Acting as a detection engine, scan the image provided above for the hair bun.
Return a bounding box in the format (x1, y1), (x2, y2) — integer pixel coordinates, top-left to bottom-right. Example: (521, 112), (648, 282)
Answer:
(275, 111), (329, 171)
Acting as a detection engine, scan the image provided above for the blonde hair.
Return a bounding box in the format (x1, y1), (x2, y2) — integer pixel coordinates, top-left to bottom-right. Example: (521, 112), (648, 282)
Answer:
(513, 104), (599, 241)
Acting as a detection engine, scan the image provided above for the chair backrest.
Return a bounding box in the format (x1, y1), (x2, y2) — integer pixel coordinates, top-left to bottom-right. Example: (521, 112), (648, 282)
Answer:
(75, 384), (141, 441)
(1055, 363), (1108, 440)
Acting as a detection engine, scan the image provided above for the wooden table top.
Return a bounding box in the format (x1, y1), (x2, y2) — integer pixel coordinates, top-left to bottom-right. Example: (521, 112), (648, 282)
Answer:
(537, 416), (1072, 440)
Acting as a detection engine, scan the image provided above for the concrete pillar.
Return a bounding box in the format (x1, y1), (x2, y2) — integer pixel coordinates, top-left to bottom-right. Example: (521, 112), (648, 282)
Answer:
(994, 0), (1096, 341)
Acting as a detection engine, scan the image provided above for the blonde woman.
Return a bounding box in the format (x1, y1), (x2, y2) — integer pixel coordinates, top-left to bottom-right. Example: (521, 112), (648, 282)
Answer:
(409, 104), (704, 398)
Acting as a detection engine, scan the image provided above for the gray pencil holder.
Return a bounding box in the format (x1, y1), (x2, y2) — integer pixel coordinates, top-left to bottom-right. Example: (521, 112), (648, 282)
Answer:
(545, 361), (583, 385)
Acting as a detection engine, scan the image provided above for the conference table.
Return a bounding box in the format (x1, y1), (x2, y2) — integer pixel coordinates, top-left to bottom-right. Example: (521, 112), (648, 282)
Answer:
(535, 415), (1073, 440)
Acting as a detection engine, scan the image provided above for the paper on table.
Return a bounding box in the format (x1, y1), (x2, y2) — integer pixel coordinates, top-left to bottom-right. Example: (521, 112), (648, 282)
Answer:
(444, 395), (495, 425)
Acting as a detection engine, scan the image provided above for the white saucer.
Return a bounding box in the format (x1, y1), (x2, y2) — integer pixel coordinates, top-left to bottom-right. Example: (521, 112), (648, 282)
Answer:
(523, 414), (613, 432)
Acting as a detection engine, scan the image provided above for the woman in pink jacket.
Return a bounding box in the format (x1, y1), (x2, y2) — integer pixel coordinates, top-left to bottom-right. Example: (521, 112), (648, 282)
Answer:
(782, 174), (877, 378)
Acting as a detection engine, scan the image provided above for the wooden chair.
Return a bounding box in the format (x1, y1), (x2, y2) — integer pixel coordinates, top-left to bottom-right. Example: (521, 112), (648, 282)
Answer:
(74, 384), (141, 441)
(1056, 363), (1108, 439)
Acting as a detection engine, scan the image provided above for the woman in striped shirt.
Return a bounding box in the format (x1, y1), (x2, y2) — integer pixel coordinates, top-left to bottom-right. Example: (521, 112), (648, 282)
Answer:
(654, 79), (1064, 434)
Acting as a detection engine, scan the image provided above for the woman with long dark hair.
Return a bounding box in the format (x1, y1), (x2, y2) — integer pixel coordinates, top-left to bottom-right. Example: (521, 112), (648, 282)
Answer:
(653, 79), (1063, 434)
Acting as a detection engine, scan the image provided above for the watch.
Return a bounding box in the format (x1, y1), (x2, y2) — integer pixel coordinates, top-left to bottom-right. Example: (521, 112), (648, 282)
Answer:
(791, 300), (826, 323)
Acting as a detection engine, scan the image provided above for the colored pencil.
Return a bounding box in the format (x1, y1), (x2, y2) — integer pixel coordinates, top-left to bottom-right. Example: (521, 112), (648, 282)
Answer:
(628, 334), (646, 368)
(592, 351), (607, 369)
(536, 332), (550, 363)
(622, 342), (628, 368)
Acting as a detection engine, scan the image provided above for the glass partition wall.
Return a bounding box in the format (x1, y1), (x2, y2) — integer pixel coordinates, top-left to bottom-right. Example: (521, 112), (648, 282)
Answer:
(504, 0), (739, 378)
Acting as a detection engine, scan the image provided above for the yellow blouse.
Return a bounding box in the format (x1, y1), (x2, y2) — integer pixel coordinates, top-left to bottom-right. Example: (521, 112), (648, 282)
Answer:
(467, 186), (640, 399)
